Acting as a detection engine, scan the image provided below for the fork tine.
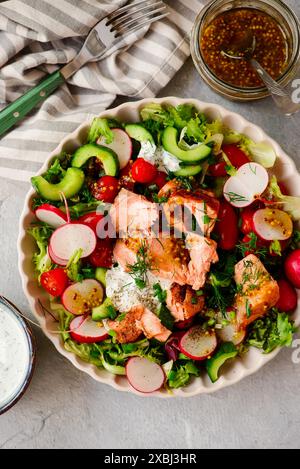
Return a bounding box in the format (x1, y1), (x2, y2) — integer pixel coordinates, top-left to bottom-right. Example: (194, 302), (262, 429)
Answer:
(107, 0), (155, 22)
(112, 4), (167, 32)
(108, 1), (164, 28)
(114, 11), (169, 37)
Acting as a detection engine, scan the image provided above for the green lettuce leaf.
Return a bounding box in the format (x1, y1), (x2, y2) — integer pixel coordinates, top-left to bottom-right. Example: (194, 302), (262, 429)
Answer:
(168, 361), (199, 389)
(270, 176), (300, 220)
(87, 117), (114, 144)
(28, 224), (54, 277)
(247, 309), (297, 354)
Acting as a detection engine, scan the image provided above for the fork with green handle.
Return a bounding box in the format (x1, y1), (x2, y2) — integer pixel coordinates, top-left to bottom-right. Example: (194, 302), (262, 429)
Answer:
(0, 0), (168, 138)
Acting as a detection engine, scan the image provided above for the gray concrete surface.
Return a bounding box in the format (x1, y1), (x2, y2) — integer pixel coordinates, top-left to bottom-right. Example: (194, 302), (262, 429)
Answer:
(0, 0), (300, 449)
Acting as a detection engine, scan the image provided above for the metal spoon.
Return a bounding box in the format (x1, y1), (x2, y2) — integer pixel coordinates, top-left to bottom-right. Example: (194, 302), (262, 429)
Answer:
(222, 30), (300, 116)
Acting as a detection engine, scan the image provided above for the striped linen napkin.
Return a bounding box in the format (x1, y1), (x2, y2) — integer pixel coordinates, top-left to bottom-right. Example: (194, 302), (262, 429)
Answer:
(0, 0), (206, 182)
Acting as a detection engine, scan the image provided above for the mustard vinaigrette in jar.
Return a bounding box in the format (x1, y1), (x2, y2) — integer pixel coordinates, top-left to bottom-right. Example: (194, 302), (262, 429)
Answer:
(200, 8), (289, 88)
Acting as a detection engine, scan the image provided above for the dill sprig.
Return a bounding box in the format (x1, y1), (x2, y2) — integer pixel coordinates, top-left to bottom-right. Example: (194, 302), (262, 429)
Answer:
(127, 241), (152, 289)
(236, 232), (268, 258)
(224, 192), (249, 204)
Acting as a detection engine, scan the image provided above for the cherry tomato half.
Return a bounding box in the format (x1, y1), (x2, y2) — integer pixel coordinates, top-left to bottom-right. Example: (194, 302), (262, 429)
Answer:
(79, 212), (104, 233)
(40, 268), (69, 297)
(284, 249), (300, 289)
(88, 239), (114, 268)
(215, 199), (239, 251)
(209, 145), (250, 177)
(90, 176), (119, 203)
(119, 161), (135, 191)
(131, 158), (158, 184)
(222, 144), (250, 167)
(275, 278), (298, 312)
(240, 207), (256, 235)
(149, 171), (168, 191)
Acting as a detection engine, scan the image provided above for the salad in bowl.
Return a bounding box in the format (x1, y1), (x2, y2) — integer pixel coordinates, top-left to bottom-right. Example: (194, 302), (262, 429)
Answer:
(23, 100), (300, 395)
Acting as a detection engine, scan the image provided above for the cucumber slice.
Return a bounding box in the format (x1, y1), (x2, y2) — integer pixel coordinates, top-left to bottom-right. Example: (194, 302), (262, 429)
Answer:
(162, 127), (211, 163)
(125, 124), (154, 144)
(72, 143), (119, 176)
(174, 164), (202, 177)
(31, 168), (85, 201)
(92, 297), (115, 321)
(206, 342), (238, 383)
(95, 267), (107, 287)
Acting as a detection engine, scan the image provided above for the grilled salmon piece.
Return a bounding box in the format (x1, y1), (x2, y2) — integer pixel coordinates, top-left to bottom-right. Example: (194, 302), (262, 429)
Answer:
(114, 233), (218, 291)
(157, 179), (183, 199)
(108, 305), (171, 344)
(166, 283), (205, 322)
(108, 305), (144, 344)
(113, 236), (190, 286)
(186, 234), (219, 290)
(109, 188), (158, 238)
(136, 308), (172, 342)
(234, 254), (280, 328)
(164, 189), (220, 236)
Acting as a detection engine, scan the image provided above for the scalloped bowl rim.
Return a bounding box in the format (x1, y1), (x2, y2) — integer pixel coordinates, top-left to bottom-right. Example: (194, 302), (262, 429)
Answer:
(17, 97), (300, 398)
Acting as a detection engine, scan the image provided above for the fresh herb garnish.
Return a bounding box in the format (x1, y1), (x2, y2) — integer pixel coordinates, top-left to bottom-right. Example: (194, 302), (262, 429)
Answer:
(157, 304), (175, 331)
(152, 194), (169, 204)
(225, 192), (248, 204)
(127, 241), (152, 289)
(153, 283), (167, 303)
(245, 299), (252, 318)
(237, 232), (268, 258)
(269, 240), (282, 256)
(207, 252), (237, 314)
(116, 313), (126, 322)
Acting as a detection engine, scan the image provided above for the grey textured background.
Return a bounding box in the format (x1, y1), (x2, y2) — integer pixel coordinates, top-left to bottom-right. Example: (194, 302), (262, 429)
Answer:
(0, 0), (300, 449)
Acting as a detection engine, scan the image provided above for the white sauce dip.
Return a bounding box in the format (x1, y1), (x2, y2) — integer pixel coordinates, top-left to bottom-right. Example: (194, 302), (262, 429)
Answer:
(138, 141), (181, 173)
(106, 265), (171, 314)
(0, 303), (30, 409)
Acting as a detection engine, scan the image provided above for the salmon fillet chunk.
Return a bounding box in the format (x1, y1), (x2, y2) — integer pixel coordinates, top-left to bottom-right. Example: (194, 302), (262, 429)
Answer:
(163, 188), (220, 237)
(108, 305), (171, 344)
(113, 236), (190, 286)
(109, 188), (158, 238)
(136, 308), (172, 342)
(108, 305), (144, 344)
(166, 284), (205, 322)
(234, 254), (280, 328)
(186, 234), (219, 290)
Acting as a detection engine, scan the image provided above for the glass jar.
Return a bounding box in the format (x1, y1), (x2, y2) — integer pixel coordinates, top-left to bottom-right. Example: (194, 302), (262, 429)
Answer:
(191, 0), (300, 101)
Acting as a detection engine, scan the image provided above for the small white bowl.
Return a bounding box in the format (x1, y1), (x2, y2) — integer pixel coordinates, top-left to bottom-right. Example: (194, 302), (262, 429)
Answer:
(17, 97), (300, 398)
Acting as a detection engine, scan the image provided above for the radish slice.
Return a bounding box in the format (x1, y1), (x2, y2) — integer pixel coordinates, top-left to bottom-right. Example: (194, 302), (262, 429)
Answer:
(36, 204), (68, 228)
(48, 246), (68, 267)
(97, 128), (132, 169)
(126, 357), (165, 394)
(253, 208), (293, 241)
(50, 223), (96, 261)
(179, 325), (217, 361)
(70, 315), (108, 343)
(216, 321), (246, 346)
(62, 279), (104, 315)
(224, 162), (269, 208)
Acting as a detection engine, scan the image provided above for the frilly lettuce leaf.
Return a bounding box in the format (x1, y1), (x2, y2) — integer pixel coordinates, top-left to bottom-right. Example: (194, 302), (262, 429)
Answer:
(247, 309), (296, 354)
(270, 176), (300, 220)
(28, 224), (53, 277)
(88, 117), (114, 144)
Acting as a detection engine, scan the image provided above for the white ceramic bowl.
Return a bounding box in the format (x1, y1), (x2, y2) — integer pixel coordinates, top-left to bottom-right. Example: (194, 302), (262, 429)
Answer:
(18, 97), (300, 398)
